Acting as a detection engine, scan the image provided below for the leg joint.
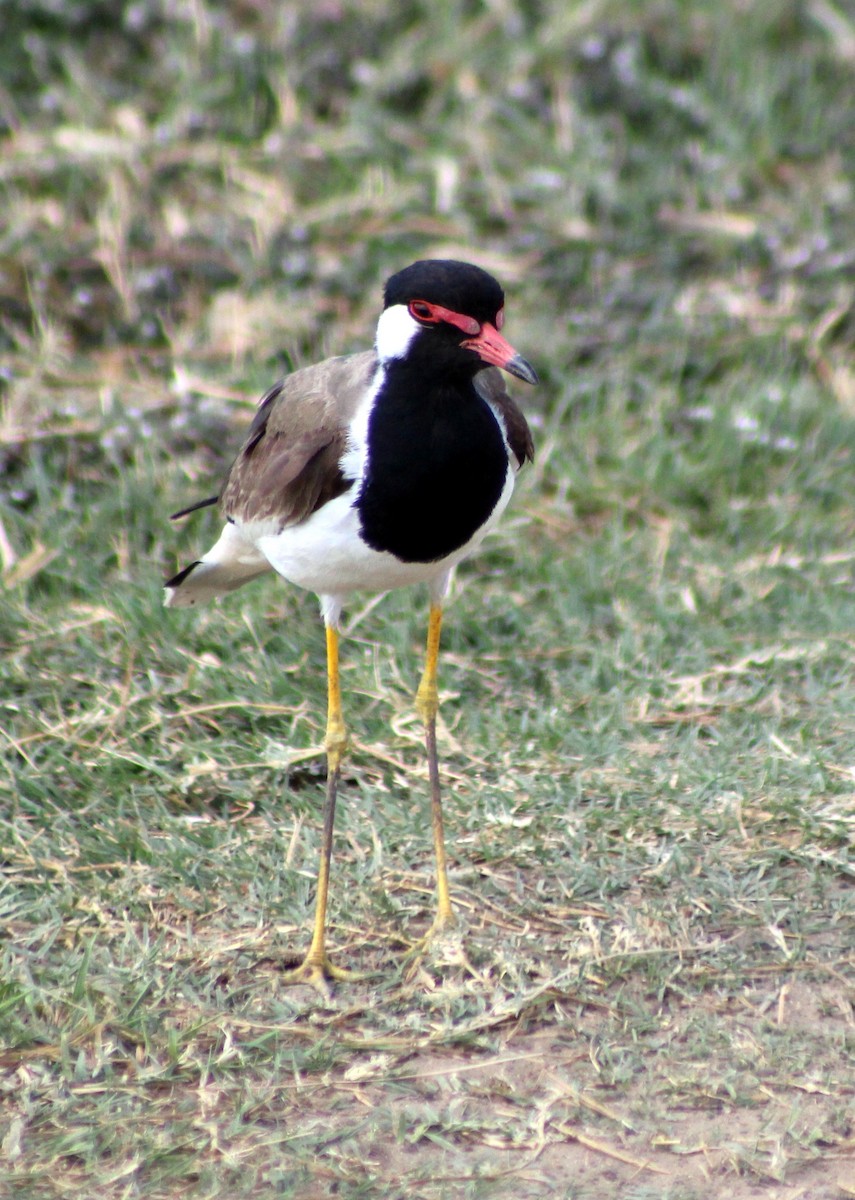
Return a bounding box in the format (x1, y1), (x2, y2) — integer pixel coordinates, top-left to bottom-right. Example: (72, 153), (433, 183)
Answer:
(415, 678), (439, 724)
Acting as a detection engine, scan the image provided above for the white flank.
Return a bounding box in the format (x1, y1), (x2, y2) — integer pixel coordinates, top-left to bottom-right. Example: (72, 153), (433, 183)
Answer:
(338, 361), (386, 483)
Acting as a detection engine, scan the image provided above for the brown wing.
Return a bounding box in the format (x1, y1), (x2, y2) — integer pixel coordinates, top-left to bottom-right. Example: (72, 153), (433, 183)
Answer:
(475, 367), (535, 468)
(221, 350), (378, 529)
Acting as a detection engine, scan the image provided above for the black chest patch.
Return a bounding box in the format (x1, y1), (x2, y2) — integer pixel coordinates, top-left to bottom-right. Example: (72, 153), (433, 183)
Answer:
(356, 368), (509, 563)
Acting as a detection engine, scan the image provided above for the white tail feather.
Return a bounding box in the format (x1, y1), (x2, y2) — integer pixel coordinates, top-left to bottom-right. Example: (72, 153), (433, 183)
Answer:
(164, 522), (272, 608)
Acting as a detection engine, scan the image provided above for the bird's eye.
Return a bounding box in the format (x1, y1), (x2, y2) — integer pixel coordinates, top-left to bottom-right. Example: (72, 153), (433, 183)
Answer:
(495, 307), (505, 330)
(409, 300), (435, 322)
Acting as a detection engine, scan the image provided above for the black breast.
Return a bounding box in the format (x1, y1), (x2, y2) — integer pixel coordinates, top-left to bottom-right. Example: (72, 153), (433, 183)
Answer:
(356, 365), (509, 563)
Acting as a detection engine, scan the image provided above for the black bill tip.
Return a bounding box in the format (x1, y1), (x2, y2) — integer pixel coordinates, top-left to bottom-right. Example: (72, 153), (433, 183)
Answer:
(505, 353), (538, 385)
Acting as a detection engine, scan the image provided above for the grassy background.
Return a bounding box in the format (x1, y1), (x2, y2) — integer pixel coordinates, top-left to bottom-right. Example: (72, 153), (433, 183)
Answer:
(1, 1), (854, 1196)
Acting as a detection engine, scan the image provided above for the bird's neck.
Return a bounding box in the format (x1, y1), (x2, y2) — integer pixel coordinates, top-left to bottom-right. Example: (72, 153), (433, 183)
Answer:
(378, 352), (479, 405)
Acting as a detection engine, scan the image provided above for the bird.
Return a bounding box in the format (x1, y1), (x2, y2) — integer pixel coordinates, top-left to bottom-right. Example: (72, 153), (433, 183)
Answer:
(164, 259), (536, 990)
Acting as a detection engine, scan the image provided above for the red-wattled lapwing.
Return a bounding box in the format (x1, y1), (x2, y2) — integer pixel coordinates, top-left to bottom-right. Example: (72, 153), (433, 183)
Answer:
(165, 259), (536, 989)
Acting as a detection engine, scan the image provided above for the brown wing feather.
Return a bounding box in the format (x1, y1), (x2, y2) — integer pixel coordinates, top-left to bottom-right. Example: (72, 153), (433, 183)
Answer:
(221, 350), (377, 528)
(474, 367), (535, 468)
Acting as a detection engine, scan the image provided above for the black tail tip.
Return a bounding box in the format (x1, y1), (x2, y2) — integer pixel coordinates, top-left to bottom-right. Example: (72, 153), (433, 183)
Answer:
(165, 561), (201, 589)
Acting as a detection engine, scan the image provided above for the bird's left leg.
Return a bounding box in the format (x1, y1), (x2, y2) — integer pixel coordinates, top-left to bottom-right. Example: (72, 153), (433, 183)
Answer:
(414, 603), (456, 931)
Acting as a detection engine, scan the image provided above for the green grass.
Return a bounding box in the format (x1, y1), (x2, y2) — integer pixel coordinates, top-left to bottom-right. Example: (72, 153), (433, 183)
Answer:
(1, 1), (854, 1197)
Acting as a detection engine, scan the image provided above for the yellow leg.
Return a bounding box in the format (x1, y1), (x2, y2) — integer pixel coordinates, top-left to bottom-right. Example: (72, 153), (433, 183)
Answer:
(415, 604), (455, 930)
(283, 624), (361, 992)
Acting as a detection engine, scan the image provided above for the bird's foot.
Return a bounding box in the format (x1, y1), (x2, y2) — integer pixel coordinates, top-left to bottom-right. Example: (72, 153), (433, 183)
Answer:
(429, 907), (457, 938)
(403, 909), (482, 981)
(281, 952), (366, 997)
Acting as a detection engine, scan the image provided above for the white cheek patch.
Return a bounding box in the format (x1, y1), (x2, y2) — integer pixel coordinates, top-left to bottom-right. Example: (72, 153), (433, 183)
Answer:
(375, 304), (420, 362)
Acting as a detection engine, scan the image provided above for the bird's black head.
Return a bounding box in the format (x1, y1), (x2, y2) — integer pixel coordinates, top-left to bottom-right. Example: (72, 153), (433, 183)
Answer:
(384, 259), (505, 326)
(378, 259), (537, 385)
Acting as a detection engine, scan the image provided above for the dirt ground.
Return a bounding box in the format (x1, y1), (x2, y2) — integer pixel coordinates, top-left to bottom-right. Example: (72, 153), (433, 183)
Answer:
(242, 962), (854, 1199)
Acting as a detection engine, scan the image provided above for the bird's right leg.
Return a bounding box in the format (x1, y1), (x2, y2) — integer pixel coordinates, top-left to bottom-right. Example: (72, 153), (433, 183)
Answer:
(282, 623), (362, 992)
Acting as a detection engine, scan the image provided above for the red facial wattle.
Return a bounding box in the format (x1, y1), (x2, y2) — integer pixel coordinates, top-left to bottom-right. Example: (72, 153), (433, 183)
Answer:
(407, 299), (537, 385)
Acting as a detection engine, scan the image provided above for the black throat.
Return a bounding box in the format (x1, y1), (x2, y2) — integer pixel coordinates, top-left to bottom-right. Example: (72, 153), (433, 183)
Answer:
(356, 358), (509, 563)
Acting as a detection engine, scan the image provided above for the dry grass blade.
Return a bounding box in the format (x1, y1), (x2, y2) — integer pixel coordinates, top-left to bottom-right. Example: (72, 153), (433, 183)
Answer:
(554, 1123), (671, 1175)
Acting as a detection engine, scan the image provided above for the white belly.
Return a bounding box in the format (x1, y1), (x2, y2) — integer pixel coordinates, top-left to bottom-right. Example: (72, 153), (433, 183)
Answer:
(254, 467), (515, 602)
